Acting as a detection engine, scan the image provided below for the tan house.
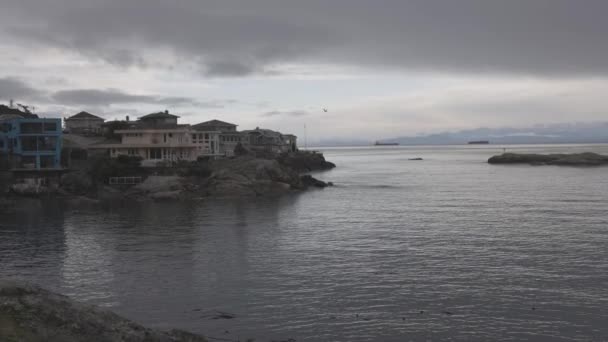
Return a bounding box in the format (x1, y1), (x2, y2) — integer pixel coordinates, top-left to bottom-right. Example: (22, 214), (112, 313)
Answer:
(92, 112), (298, 166)
(94, 111), (221, 166)
(193, 119), (245, 157)
(64, 111), (104, 135)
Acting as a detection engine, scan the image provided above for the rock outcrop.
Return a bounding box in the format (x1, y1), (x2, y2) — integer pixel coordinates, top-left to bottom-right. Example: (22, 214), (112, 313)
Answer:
(300, 175), (331, 188)
(277, 151), (336, 172)
(488, 152), (608, 166)
(0, 281), (208, 342)
(205, 156), (304, 196)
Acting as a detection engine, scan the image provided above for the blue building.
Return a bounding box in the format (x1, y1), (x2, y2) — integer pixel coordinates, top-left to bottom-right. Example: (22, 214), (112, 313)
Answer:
(0, 118), (63, 170)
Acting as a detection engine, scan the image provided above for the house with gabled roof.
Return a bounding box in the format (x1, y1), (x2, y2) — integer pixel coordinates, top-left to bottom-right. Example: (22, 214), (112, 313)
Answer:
(91, 111), (222, 166)
(192, 119), (245, 157)
(64, 111), (105, 135)
(192, 119), (237, 132)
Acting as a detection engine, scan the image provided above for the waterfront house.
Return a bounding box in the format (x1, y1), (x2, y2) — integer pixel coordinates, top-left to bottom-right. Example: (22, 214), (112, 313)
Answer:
(192, 119), (245, 157)
(243, 127), (298, 154)
(93, 111), (221, 166)
(0, 117), (62, 170)
(193, 119), (237, 132)
(64, 111), (105, 135)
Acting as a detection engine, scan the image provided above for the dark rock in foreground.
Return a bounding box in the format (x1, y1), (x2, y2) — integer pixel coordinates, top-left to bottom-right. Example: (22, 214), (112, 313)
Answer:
(0, 281), (208, 342)
(488, 152), (608, 166)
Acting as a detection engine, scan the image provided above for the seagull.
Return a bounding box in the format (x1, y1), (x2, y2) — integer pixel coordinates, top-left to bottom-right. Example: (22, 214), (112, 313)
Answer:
(323, 108), (328, 112)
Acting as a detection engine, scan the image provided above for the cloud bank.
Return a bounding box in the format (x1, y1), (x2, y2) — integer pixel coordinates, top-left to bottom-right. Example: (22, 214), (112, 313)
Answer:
(3, 0), (608, 77)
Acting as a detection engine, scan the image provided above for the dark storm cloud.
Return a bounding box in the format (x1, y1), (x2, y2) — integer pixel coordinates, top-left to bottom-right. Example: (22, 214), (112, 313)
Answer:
(2, 0), (608, 76)
(0, 77), (44, 100)
(262, 110), (309, 117)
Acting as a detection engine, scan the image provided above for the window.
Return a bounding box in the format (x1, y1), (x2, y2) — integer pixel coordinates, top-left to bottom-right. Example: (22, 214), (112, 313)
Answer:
(44, 122), (57, 132)
(20, 122), (43, 134)
(150, 148), (162, 159)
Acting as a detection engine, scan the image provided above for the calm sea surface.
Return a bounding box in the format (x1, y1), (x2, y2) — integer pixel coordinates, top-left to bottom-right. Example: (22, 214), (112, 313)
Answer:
(2, 144), (608, 341)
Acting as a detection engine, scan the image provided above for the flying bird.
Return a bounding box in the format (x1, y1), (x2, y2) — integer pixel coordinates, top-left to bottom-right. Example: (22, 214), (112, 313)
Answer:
(322, 108), (328, 112)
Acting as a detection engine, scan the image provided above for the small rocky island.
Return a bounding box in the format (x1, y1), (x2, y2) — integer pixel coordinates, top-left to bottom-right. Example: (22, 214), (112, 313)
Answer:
(488, 152), (608, 166)
(0, 281), (208, 342)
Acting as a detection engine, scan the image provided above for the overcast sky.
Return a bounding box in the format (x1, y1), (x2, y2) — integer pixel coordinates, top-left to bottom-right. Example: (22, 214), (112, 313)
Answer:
(1, 0), (607, 142)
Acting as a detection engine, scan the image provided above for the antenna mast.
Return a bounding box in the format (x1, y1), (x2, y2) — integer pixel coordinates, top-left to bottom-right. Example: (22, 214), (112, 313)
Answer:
(304, 124), (307, 150)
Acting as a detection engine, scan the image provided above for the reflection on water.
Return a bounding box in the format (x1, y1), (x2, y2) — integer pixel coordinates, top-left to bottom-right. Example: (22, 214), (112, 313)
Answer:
(1, 144), (608, 341)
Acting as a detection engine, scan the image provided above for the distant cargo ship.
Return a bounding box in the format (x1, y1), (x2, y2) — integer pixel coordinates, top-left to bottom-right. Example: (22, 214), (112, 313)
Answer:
(374, 141), (400, 146)
(468, 140), (490, 145)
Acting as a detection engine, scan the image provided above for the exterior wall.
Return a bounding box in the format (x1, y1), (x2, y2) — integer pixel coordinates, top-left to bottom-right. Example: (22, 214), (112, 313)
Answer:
(191, 131), (221, 157)
(0, 118), (62, 170)
(65, 118), (104, 134)
(140, 117), (178, 126)
(245, 131), (298, 154)
(116, 129), (192, 145)
(109, 146), (198, 166)
(99, 128), (223, 166)
(219, 132), (248, 156)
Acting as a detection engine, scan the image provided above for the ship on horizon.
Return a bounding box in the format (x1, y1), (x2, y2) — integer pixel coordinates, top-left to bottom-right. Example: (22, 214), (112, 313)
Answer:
(468, 140), (490, 145)
(374, 141), (400, 146)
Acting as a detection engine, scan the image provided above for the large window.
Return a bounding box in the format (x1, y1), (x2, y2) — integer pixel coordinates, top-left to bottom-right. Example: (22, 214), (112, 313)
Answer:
(20, 122), (43, 134)
(21, 136), (38, 151)
(149, 148), (162, 159)
(38, 137), (57, 151)
(44, 122), (57, 132)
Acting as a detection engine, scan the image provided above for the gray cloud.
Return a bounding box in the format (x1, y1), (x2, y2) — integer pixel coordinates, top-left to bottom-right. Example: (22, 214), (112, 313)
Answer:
(50, 88), (228, 108)
(0, 77), (44, 100)
(262, 110), (309, 117)
(4, 0), (607, 76)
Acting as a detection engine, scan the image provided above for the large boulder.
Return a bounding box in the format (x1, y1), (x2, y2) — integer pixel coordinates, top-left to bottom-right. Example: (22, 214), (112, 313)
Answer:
(0, 281), (208, 342)
(206, 156), (303, 196)
(134, 176), (183, 192)
(60, 171), (94, 195)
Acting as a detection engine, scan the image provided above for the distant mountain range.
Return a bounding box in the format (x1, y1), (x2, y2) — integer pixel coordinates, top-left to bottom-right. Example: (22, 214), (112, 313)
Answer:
(311, 122), (608, 147)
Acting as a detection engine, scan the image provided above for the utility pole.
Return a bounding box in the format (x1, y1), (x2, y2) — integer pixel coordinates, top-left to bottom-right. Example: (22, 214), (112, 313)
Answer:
(304, 124), (307, 150)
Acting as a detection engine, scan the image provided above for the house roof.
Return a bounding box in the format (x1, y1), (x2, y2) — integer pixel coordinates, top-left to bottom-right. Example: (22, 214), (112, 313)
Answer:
(66, 111), (104, 120)
(0, 114), (24, 122)
(242, 128), (283, 137)
(0, 105), (38, 118)
(139, 111), (180, 120)
(194, 119), (237, 127)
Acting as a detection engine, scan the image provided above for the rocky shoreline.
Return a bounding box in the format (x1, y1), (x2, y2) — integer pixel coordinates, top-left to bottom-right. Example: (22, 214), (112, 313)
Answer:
(2, 151), (336, 203)
(0, 281), (208, 342)
(488, 152), (608, 166)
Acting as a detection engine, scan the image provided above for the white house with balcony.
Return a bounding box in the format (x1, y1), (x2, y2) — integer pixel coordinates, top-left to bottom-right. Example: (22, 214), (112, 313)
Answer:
(93, 111), (222, 166)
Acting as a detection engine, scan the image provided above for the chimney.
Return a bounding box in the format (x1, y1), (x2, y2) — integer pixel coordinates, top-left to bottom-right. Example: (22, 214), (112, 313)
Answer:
(165, 110), (169, 114)
(126, 115), (130, 122)
(9, 99), (13, 108)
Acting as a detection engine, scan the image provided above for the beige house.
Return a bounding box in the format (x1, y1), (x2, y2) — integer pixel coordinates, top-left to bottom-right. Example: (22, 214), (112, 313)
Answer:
(94, 111), (221, 166)
(64, 111), (104, 135)
(193, 119), (245, 157)
(93, 112), (298, 166)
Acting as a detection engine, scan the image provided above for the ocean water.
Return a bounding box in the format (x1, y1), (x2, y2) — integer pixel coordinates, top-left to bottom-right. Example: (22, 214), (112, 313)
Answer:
(1, 144), (608, 341)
